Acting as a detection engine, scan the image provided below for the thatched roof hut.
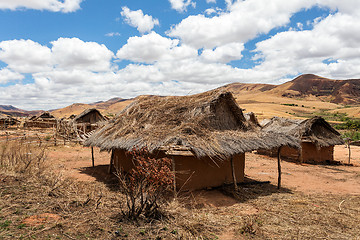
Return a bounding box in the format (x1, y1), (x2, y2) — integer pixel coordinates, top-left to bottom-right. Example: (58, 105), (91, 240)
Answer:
(259, 116), (344, 163)
(85, 90), (299, 190)
(86, 90), (298, 159)
(262, 116), (344, 147)
(0, 114), (20, 127)
(31, 111), (56, 121)
(73, 108), (107, 124)
(25, 111), (57, 128)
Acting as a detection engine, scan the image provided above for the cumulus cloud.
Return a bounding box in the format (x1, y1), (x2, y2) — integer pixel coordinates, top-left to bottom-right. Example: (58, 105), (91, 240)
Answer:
(206, 0), (216, 3)
(0, 68), (24, 84)
(169, 0), (196, 13)
(168, 0), (318, 49)
(51, 38), (114, 72)
(121, 7), (159, 34)
(0, 39), (52, 73)
(201, 43), (244, 63)
(116, 32), (197, 63)
(0, 0), (83, 13)
(255, 12), (360, 79)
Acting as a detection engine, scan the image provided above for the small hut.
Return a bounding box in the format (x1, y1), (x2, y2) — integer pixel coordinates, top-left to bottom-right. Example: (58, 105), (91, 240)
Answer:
(73, 108), (107, 133)
(258, 116), (344, 163)
(0, 114), (20, 128)
(85, 90), (298, 191)
(25, 111), (57, 128)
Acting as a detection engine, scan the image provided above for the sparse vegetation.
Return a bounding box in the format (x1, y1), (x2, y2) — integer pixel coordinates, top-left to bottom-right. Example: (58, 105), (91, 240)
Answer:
(117, 147), (174, 220)
(0, 131), (360, 239)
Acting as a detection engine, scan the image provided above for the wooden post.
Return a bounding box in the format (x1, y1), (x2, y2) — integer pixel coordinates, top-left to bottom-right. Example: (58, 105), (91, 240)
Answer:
(91, 147), (95, 167)
(171, 156), (177, 198)
(348, 140), (351, 164)
(277, 146), (282, 189)
(230, 156), (238, 191)
(54, 121), (58, 146)
(108, 150), (114, 173)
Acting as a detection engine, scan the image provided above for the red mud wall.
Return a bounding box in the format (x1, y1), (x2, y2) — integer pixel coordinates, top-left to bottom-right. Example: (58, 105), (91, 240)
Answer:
(112, 149), (245, 191)
(301, 143), (334, 163)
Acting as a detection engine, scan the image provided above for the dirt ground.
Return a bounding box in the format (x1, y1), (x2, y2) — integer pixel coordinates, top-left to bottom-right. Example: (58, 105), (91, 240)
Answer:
(47, 144), (360, 195)
(2, 135), (360, 239)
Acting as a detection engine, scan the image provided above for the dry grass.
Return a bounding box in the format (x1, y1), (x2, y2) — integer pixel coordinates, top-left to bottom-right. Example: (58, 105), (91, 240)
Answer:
(1, 139), (360, 239)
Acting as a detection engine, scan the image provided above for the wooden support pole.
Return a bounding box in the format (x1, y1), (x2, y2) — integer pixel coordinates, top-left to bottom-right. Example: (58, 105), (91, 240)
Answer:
(91, 146), (95, 167)
(277, 146), (282, 189)
(172, 156), (177, 198)
(108, 150), (114, 173)
(348, 140), (351, 164)
(231, 156), (238, 191)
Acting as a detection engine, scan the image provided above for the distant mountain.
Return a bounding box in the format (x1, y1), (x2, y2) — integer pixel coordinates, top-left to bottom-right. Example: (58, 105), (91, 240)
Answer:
(224, 74), (360, 105)
(0, 105), (42, 117)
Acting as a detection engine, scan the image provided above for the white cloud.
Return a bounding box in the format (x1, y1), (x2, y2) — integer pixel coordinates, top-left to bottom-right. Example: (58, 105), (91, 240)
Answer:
(204, 8), (216, 15)
(0, 39), (52, 73)
(0, 68), (24, 84)
(0, 0), (83, 13)
(120, 7), (159, 34)
(206, 0), (216, 3)
(51, 37), (114, 72)
(169, 0), (196, 13)
(105, 32), (121, 37)
(116, 32), (197, 64)
(168, 0), (316, 49)
(201, 42), (244, 63)
(254, 12), (360, 79)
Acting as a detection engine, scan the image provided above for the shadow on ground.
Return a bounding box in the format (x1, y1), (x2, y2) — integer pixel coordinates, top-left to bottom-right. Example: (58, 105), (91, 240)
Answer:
(78, 164), (119, 190)
(220, 177), (292, 203)
(177, 177), (293, 209)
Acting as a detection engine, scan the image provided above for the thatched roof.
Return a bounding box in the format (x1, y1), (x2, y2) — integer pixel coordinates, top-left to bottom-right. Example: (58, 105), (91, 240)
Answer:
(262, 116), (344, 147)
(0, 114), (20, 125)
(85, 90), (299, 160)
(31, 111), (56, 121)
(73, 108), (107, 123)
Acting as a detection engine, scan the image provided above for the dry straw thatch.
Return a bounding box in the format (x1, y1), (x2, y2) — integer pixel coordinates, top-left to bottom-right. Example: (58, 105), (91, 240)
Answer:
(30, 111), (56, 121)
(85, 90), (299, 160)
(262, 116), (344, 147)
(73, 108), (107, 124)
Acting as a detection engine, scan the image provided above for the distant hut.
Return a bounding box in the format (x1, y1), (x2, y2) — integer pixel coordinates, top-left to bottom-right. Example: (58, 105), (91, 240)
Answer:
(85, 90), (298, 191)
(73, 108), (107, 133)
(25, 111), (57, 128)
(258, 116), (344, 163)
(32, 111), (56, 121)
(0, 114), (20, 128)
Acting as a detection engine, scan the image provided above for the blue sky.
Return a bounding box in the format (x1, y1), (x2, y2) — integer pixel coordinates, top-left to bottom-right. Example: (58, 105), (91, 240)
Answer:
(0, 0), (359, 110)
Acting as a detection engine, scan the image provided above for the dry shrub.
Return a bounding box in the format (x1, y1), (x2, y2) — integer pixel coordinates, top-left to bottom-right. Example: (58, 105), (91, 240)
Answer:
(117, 147), (174, 220)
(0, 139), (47, 176)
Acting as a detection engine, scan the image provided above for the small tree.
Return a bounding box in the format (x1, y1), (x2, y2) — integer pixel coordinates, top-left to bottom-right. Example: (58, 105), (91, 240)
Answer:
(117, 147), (174, 220)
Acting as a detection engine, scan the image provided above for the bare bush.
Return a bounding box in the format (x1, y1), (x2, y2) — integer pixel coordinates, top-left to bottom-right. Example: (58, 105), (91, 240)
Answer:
(0, 139), (47, 176)
(117, 147), (174, 220)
